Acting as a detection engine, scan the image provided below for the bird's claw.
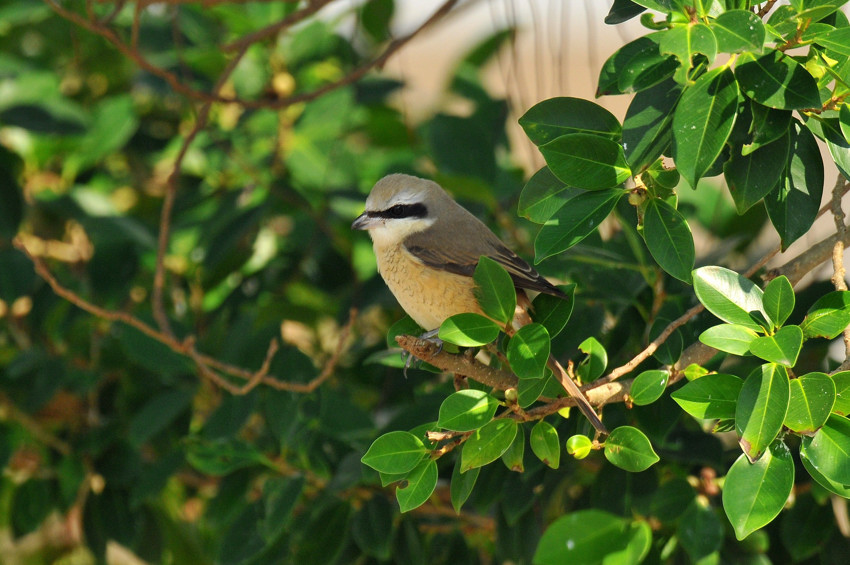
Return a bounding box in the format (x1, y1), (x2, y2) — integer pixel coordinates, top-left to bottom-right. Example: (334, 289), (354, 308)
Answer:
(401, 329), (444, 378)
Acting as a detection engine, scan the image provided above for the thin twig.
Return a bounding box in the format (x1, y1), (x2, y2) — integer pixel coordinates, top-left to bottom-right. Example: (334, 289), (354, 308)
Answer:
(0, 393), (72, 456)
(757, 0), (778, 18)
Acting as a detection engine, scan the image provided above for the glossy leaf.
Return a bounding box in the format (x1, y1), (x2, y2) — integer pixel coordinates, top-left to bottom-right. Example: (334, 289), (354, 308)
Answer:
(439, 313), (501, 347)
(735, 51), (820, 110)
(517, 375), (548, 409)
(747, 325), (803, 367)
(461, 419), (518, 472)
(799, 291), (850, 339)
(643, 198), (695, 283)
(833, 371), (850, 416)
(765, 124), (824, 250)
(605, 0), (646, 24)
(597, 33), (678, 96)
(534, 510), (628, 565)
(659, 23), (717, 83)
(539, 133), (631, 190)
(800, 414), (850, 485)
(518, 166), (580, 223)
(437, 390), (500, 432)
(519, 97), (621, 146)
(534, 189), (623, 262)
(531, 284), (575, 337)
(699, 323), (758, 355)
(724, 132), (789, 214)
(530, 419), (560, 469)
(576, 336), (607, 382)
(622, 78), (682, 173)
(361, 431), (428, 474)
(743, 103), (792, 155)
(785, 372), (836, 433)
(722, 442), (794, 540)
(736, 364), (791, 462)
(507, 323), (551, 380)
(672, 373), (743, 419)
(763, 275), (795, 329)
(630, 369), (669, 406)
(672, 67), (739, 188)
(473, 256), (516, 325)
(396, 458), (438, 512)
(450, 459), (479, 513)
(711, 9), (765, 53)
(501, 429), (525, 472)
(693, 266), (767, 332)
(801, 451), (850, 499)
(604, 426), (660, 472)
(815, 27), (850, 57)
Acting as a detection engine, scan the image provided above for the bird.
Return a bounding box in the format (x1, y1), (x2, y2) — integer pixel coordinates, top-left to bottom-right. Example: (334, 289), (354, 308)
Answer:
(352, 173), (606, 434)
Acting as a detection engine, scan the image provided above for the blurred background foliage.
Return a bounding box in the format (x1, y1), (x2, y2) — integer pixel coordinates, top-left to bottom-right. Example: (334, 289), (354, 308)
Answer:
(0, 1), (849, 564)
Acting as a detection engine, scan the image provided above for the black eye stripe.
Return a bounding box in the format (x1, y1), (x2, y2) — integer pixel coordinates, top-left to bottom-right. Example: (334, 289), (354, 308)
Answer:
(368, 203), (428, 219)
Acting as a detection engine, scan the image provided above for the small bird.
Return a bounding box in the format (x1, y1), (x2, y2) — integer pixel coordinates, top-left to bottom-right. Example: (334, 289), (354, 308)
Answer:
(352, 174), (606, 433)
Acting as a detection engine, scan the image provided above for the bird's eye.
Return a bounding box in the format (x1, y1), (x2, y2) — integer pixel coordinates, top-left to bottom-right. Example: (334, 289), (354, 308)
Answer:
(387, 205), (406, 218)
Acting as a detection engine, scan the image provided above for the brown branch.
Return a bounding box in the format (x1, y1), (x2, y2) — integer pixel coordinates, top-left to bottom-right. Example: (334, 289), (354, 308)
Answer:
(14, 238), (352, 394)
(757, 0), (778, 18)
(222, 0), (336, 52)
(0, 393), (72, 456)
(394, 335), (518, 390)
(45, 0), (461, 110)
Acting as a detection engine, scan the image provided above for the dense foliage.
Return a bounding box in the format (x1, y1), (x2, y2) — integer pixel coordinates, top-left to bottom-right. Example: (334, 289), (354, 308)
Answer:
(2, 1), (850, 564)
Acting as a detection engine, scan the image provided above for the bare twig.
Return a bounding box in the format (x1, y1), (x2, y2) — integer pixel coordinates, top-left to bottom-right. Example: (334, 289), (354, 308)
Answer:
(0, 393), (72, 456)
(757, 0), (778, 18)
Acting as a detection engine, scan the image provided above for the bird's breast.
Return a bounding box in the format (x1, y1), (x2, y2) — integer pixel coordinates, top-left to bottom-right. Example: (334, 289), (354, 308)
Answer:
(374, 242), (483, 330)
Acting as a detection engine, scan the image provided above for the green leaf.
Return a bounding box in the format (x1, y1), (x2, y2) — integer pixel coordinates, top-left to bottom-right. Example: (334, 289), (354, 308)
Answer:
(605, 0), (646, 25)
(128, 389), (194, 446)
(642, 198), (695, 283)
(630, 369), (669, 406)
(622, 78), (682, 173)
(735, 51), (820, 110)
(677, 499), (724, 562)
(186, 437), (273, 476)
(816, 27), (850, 56)
(439, 313), (501, 347)
(386, 315), (423, 349)
(534, 188), (623, 262)
(748, 325), (803, 367)
(693, 266), (768, 332)
(842, 104), (850, 144)
(396, 458), (438, 512)
(651, 478), (696, 522)
(450, 458), (479, 513)
(437, 390), (500, 432)
(539, 133), (631, 190)
(722, 442), (795, 540)
(800, 414), (850, 485)
(361, 431), (428, 474)
(531, 284), (575, 337)
(724, 131), (789, 214)
(711, 9), (766, 53)
(507, 323), (551, 380)
(519, 97), (621, 146)
(473, 256), (516, 325)
(765, 123), (824, 250)
(800, 291), (850, 339)
(699, 323), (758, 355)
(785, 372), (836, 433)
(763, 275), (795, 328)
(659, 23), (717, 83)
(833, 371), (850, 416)
(577, 336), (608, 382)
(461, 419), (518, 472)
(517, 375), (549, 409)
(530, 419), (561, 469)
(533, 510), (630, 565)
(501, 428), (525, 472)
(672, 373), (744, 419)
(743, 103), (792, 155)
(673, 67), (739, 188)
(518, 166), (581, 223)
(604, 426), (660, 472)
(801, 450), (850, 499)
(598, 33), (679, 96)
(736, 364), (791, 462)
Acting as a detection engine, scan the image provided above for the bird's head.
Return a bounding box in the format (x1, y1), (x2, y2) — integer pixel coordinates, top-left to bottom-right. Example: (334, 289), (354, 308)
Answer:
(351, 174), (448, 246)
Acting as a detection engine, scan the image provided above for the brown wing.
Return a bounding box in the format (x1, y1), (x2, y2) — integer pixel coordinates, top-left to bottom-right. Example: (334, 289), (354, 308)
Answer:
(403, 216), (567, 298)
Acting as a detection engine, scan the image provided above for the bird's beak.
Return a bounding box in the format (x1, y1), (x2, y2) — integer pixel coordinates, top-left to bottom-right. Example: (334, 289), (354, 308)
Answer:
(351, 212), (376, 230)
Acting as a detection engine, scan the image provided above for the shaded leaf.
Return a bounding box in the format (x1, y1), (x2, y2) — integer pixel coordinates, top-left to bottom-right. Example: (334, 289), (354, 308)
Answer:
(736, 364), (790, 462)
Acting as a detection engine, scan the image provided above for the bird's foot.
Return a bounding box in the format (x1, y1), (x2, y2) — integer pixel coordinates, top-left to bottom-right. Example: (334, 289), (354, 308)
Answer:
(401, 329), (443, 377)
